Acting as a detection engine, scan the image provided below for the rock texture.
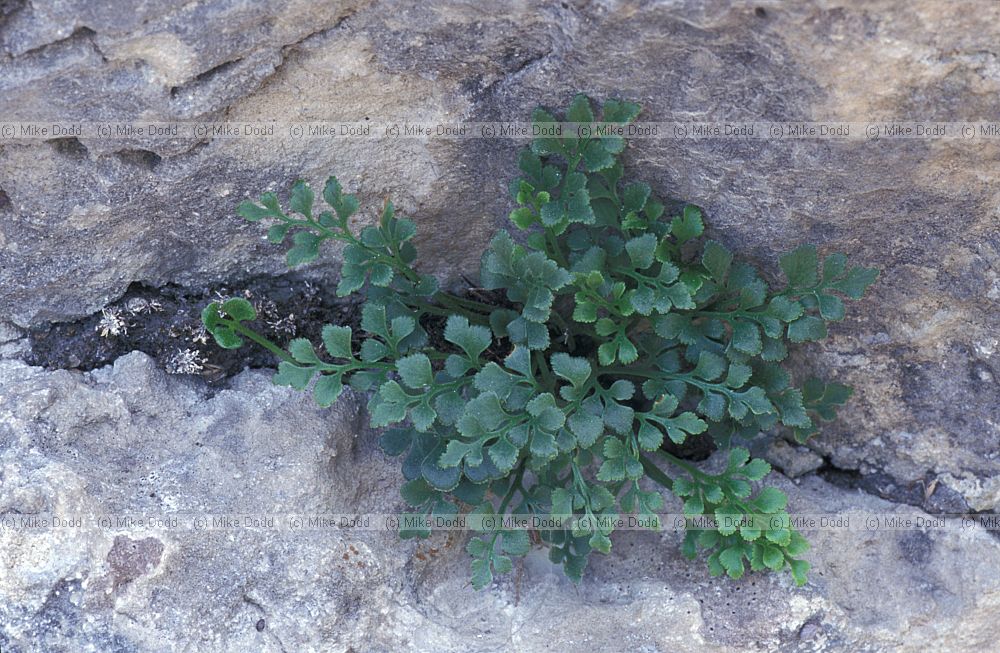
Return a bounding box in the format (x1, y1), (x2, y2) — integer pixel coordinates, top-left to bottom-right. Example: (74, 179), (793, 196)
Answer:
(1, 0), (998, 514)
(2, 0), (999, 650)
(1, 352), (998, 652)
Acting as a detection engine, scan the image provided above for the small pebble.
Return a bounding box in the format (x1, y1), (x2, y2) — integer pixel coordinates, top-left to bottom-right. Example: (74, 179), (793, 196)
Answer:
(799, 622), (820, 640)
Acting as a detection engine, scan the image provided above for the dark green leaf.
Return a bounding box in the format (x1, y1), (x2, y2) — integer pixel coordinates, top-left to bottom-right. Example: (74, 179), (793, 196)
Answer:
(731, 320), (762, 355)
(287, 231), (322, 267)
(445, 315), (492, 361)
(754, 487), (788, 513)
(602, 98), (641, 123)
(702, 241), (733, 283)
(818, 294), (846, 321)
(671, 205), (704, 244)
(273, 362), (315, 390)
(470, 558), (493, 590)
(396, 353), (433, 389)
(210, 326), (243, 349)
(719, 546), (745, 579)
(566, 93), (595, 124)
(779, 244), (818, 288)
(833, 266), (879, 299)
(787, 316), (828, 343)
(568, 412), (603, 447)
(314, 374), (344, 407)
(322, 325), (353, 359)
(789, 559), (810, 586)
(551, 352), (592, 388)
(289, 180), (314, 217)
(625, 233), (657, 269)
(220, 298), (256, 321)
(237, 200), (272, 222)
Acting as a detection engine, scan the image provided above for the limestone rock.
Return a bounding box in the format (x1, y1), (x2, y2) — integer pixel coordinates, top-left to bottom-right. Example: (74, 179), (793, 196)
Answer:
(1, 354), (997, 652)
(1, 0), (997, 511)
(765, 438), (825, 478)
(3, 0), (1000, 648)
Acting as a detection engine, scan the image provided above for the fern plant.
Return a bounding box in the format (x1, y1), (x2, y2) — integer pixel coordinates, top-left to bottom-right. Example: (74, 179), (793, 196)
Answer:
(203, 95), (878, 589)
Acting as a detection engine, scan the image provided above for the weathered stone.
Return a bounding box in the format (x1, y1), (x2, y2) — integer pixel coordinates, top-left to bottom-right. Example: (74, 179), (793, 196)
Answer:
(1, 0), (997, 512)
(765, 438), (825, 478)
(0, 352), (403, 651)
(3, 0), (1000, 648)
(1, 355), (997, 652)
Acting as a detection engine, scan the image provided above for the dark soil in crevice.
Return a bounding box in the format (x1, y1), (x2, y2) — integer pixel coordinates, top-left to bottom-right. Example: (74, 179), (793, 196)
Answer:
(26, 273), (363, 384)
(24, 276), (519, 390)
(814, 456), (974, 514)
(662, 435), (716, 462)
(798, 453), (1000, 542)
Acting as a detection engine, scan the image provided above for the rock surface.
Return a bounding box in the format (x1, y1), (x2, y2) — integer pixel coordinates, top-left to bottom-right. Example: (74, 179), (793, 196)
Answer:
(1, 0), (998, 514)
(1, 352), (998, 652)
(764, 438), (825, 479)
(2, 0), (999, 649)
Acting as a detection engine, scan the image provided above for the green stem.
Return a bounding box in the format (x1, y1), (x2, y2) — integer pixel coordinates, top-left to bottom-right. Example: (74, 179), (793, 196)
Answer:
(548, 307), (572, 339)
(600, 365), (729, 397)
(599, 365), (659, 379)
(697, 309), (747, 319)
(655, 449), (711, 482)
(226, 320), (295, 364)
(304, 216), (424, 286)
(406, 296), (489, 325)
(575, 283), (619, 314)
(638, 454), (674, 491)
(534, 351), (556, 390)
(436, 292), (496, 315)
(540, 149), (583, 270)
(545, 230), (569, 268)
(410, 298), (457, 318)
(498, 461), (527, 514)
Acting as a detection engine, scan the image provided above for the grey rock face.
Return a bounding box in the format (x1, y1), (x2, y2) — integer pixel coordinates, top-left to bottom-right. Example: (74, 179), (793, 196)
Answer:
(2, 0), (999, 649)
(765, 438), (825, 479)
(1, 353), (998, 652)
(1, 0), (997, 513)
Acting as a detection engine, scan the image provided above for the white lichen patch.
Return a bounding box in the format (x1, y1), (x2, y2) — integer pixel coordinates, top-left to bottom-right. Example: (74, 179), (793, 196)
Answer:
(96, 308), (129, 338)
(125, 298), (163, 315)
(164, 349), (206, 375)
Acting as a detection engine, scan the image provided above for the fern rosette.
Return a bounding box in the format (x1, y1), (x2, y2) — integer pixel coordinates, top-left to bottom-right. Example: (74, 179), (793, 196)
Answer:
(204, 95), (878, 588)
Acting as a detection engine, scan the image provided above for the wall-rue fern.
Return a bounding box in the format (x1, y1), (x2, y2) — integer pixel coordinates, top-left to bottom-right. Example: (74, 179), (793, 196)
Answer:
(203, 95), (878, 589)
